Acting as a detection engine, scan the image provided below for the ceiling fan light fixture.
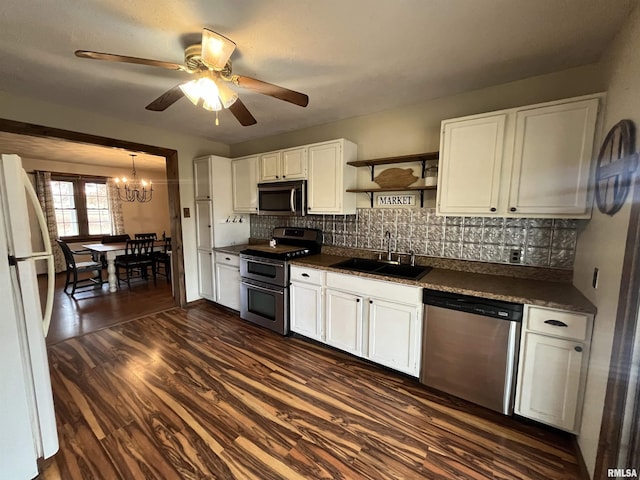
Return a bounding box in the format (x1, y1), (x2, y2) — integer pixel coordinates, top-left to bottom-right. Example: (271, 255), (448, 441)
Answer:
(213, 77), (238, 109)
(201, 28), (236, 70)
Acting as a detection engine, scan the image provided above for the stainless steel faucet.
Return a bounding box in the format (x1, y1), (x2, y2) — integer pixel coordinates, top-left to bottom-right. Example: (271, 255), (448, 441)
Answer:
(385, 231), (392, 261)
(409, 249), (416, 266)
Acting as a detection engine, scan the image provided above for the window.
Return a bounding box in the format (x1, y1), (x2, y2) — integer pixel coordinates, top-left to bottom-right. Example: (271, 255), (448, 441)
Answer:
(51, 175), (112, 240)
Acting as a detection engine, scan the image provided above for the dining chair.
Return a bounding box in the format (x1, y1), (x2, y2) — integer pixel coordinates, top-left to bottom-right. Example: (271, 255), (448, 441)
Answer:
(153, 237), (171, 281)
(101, 234), (131, 243)
(134, 232), (157, 240)
(115, 238), (156, 288)
(56, 239), (104, 295)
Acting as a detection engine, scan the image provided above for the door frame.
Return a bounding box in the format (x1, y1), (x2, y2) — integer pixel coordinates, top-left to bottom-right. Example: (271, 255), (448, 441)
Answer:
(0, 118), (186, 307)
(595, 174), (640, 475)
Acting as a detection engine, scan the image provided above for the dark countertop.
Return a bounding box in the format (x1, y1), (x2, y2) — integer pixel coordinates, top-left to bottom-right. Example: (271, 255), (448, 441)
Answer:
(291, 253), (596, 315)
(213, 244), (250, 255)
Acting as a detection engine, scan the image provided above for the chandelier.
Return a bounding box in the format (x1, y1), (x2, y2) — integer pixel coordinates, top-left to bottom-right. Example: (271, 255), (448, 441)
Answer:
(113, 154), (153, 202)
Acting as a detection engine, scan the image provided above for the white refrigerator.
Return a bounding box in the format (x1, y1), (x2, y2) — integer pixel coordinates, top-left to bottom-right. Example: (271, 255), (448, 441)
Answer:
(0, 154), (58, 478)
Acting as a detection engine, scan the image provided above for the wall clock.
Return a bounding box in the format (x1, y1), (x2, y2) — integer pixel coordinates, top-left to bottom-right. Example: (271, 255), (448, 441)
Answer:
(595, 119), (639, 216)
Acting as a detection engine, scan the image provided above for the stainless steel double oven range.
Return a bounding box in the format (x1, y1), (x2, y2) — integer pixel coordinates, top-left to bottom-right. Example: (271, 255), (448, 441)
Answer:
(239, 227), (322, 335)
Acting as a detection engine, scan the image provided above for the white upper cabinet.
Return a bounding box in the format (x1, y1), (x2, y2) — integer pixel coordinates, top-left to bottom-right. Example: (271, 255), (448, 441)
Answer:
(232, 155), (258, 213)
(508, 99), (598, 216)
(438, 114), (506, 215)
(259, 152), (282, 182)
(307, 139), (357, 214)
(194, 156), (212, 200)
(437, 95), (601, 218)
(281, 147), (307, 180)
(259, 147), (307, 182)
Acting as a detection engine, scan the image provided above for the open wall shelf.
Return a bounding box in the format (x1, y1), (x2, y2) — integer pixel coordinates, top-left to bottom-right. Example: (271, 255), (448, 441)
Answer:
(347, 151), (439, 206)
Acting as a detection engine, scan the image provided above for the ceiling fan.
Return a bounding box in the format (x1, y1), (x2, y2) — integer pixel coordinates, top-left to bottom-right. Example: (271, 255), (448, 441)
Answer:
(75, 28), (309, 126)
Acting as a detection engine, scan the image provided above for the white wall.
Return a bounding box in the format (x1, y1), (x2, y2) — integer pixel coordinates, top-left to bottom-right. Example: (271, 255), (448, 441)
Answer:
(21, 157), (171, 237)
(573, 4), (640, 477)
(0, 91), (229, 302)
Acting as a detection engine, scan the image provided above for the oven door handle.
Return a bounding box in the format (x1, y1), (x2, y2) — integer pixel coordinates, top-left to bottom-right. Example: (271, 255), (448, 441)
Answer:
(243, 257), (285, 268)
(290, 188), (296, 214)
(242, 281), (284, 295)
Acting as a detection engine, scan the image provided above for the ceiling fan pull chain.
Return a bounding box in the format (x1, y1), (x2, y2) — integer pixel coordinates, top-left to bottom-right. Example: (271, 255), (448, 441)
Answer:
(215, 110), (219, 126)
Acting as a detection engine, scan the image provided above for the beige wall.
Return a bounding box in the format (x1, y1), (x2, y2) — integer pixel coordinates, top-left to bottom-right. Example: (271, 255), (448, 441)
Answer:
(0, 91), (229, 302)
(230, 63), (607, 159)
(21, 157), (171, 238)
(573, 4), (640, 476)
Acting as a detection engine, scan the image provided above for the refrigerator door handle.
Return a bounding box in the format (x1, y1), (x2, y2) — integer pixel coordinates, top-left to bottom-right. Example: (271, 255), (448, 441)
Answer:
(21, 169), (55, 334)
(21, 169), (52, 256)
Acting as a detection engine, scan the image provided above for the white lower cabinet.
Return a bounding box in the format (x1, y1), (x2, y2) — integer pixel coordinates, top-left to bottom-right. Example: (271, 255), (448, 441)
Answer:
(291, 268), (421, 376)
(214, 252), (240, 311)
(515, 305), (592, 433)
(290, 266), (324, 341)
(325, 288), (364, 356)
(197, 250), (215, 301)
(368, 298), (421, 376)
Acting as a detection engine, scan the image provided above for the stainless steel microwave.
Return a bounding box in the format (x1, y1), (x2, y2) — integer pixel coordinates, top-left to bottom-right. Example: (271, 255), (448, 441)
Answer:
(257, 180), (306, 216)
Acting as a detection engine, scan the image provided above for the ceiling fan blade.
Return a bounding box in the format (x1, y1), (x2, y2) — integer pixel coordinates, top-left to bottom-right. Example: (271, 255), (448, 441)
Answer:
(145, 85), (185, 111)
(75, 50), (187, 71)
(201, 29), (236, 70)
(229, 99), (257, 126)
(235, 75), (309, 107)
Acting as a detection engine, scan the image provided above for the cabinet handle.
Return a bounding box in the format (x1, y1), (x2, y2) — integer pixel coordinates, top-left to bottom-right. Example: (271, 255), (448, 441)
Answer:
(369, 300), (373, 304)
(490, 207), (497, 212)
(301, 273), (310, 277)
(544, 319), (568, 327)
(575, 346), (583, 352)
(283, 175), (286, 178)
(356, 298), (360, 303)
(225, 257), (231, 261)
(276, 175), (280, 179)
(510, 207), (517, 212)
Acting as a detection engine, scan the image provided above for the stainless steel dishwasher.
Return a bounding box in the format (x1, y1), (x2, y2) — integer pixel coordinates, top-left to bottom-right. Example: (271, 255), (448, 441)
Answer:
(420, 288), (523, 415)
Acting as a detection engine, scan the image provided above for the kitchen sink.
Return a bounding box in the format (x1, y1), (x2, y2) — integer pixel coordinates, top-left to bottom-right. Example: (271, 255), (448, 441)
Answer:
(330, 258), (432, 280)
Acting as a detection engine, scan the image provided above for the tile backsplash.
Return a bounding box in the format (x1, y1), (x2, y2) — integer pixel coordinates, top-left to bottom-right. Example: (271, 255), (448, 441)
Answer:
(250, 208), (579, 269)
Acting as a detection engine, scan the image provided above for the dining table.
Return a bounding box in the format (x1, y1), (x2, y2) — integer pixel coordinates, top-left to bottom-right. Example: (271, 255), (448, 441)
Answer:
(82, 241), (165, 293)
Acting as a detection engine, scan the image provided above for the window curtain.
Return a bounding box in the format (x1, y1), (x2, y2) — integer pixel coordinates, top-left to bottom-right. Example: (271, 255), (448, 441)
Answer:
(35, 171), (65, 273)
(106, 178), (125, 235)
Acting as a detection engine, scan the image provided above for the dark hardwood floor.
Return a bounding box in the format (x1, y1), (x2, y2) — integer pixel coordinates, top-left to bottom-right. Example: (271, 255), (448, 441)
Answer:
(39, 301), (583, 479)
(42, 272), (175, 345)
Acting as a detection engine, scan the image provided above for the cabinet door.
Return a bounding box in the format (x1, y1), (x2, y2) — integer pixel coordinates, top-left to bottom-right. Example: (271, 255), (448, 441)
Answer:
(195, 200), (213, 250)
(259, 152), (281, 182)
(438, 114), (506, 215)
(325, 288), (363, 356)
(197, 250), (215, 301)
(281, 147), (307, 180)
(308, 141), (342, 213)
(194, 157), (212, 200)
(368, 298), (421, 376)
(232, 156), (258, 213)
(516, 332), (584, 432)
(290, 281), (323, 341)
(215, 263), (240, 310)
(508, 99), (598, 217)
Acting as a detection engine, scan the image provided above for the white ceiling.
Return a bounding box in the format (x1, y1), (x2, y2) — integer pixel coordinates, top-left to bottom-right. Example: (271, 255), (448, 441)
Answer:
(0, 0), (636, 166)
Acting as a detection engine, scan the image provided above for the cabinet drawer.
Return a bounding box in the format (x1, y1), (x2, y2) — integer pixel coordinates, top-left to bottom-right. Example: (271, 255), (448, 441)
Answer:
(326, 272), (420, 304)
(526, 306), (588, 341)
(214, 252), (240, 267)
(290, 265), (324, 285)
